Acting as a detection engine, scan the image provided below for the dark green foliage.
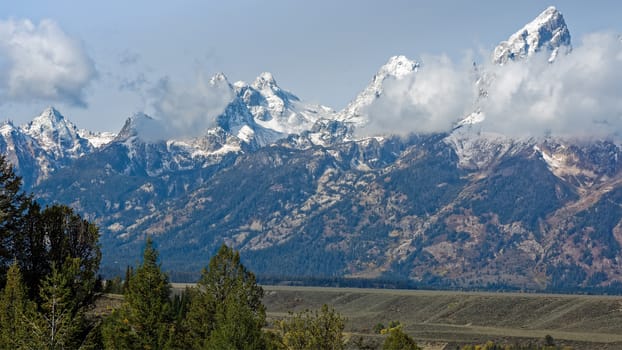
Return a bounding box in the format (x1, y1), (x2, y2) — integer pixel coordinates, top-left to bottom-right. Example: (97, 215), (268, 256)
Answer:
(382, 326), (420, 350)
(32, 263), (83, 349)
(374, 322), (385, 334)
(0, 154), (33, 286)
(544, 335), (555, 347)
(102, 238), (173, 349)
(0, 154), (103, 348)
(103, 276), (123, 294)
(184, 244), (266, 349)
(36, 205), (102, 305)
(388, 320), (401, 328)
(123, 265), (133, 294)
(0, 261), (33, 348)
(548, 263), (588, 291)
(245, 235), (347, 278)
(9, 200), (102, 304)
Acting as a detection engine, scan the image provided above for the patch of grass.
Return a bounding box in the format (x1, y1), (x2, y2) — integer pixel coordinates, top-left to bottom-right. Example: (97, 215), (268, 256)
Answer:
(259, 286), (622, 349)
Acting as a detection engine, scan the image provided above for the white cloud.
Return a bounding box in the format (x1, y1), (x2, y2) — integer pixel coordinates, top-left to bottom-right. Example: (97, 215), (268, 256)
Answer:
(359, 54), (477, 136)
(361, 32), (622, 140)
(148, 73), (234, 138)
(0, 18), (96, 107)
(480, 32), (622, 139)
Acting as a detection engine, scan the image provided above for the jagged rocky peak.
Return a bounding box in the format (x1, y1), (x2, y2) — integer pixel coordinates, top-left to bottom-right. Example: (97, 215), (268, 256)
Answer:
(252, 72), (278, 90)
(116, 112), (166, 142)
(250, 72), (300, 102)
(493, 6), (571, 64)
(21, 106), (93, 158)
(25, 106), (72, 132)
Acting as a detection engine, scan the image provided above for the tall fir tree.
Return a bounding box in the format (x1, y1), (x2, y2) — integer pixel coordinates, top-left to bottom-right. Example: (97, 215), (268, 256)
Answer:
(184, 244), (266, 350)
(31, 263), (81, 350)
(0, 155), (32, 287)
(102, 237), (173, 349)
(38, 205), (102, 307)
(0, 261), (34, 348)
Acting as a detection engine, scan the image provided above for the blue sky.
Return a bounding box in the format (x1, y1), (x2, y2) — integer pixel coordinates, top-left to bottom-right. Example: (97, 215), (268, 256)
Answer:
(0, 0), (620, 132)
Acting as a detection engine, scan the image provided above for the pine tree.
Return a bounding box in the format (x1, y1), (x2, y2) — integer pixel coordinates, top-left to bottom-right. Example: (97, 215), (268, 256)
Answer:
(11, 203), (102, 305)
(30, 264), (81, 350)
(123, 265), (133, 294)
(0, 261), (34, 348)
(102, 237), (173, 349)
(38, 205), (102, 307)
(184, 244), (266, 349)
(0, 155), (32, 287)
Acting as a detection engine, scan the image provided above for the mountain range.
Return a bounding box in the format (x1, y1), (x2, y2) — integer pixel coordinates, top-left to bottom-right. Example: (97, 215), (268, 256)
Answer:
(3, 6), (622, 292)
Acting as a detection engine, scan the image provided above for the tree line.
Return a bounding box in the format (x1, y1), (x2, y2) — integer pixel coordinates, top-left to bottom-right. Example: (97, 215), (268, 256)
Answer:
(100, 240), (420, 349)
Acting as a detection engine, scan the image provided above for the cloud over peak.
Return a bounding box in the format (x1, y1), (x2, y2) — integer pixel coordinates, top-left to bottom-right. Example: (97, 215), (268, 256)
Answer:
(358, 31), (622, 140)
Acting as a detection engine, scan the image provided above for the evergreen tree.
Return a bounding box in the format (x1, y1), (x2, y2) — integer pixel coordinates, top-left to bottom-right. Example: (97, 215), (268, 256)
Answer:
(16, 201), (47, 299)
(123, 265), (133, 294)
(102, 237), (173, 349)
(10, 203), (101, 305)
(0, 261), (34, 348)
(38, 205), (102, 307)
(31, 264), (82, 350)
(0, 155), (32, 287)
(184, 244), (266, 349)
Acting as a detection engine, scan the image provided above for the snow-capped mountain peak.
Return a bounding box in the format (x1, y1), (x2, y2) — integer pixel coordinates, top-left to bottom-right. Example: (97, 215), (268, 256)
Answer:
(21, 106), (92, 160)
(26, 107), (70, 133)
(493, 6), (571, 64)
(252, 72), (279, 91)
(375, 55), (419, 80)
(116, 112), (167, 143)
(239, 72), (329, 138)
(337, 55), (419, 125)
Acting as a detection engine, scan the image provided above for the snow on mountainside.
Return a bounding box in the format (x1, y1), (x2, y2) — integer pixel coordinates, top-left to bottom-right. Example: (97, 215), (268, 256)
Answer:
(21, 107), (94, 160)
(0, 120), (51, 185)
(337, 55), (419, 125)
(115, 112), (166, 142)
(78, 130), (116, 148)
(0, 6), (585, 189)
(235, 72), (336, 138)
(0, 107), (117, 186)
(493, 6), (571, 64)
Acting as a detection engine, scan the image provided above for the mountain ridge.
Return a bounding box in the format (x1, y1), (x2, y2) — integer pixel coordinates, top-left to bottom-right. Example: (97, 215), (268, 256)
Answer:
(3, 6), (622, 292)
